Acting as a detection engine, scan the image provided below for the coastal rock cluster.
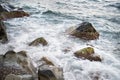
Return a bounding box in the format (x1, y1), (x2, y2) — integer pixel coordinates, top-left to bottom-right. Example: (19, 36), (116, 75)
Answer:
(0, 3), (103, 80)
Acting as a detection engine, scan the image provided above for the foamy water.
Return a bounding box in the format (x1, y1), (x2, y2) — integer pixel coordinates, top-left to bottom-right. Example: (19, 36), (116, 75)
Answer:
(0, 0), (120, 80)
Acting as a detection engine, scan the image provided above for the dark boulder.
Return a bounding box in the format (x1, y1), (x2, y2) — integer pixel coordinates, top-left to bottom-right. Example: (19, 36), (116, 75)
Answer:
(38, 69), (57, 80)
(74, 47), (102, 61)
(29, 37), (48, 46)
(0, 20), (8, 43)
(67, 22), (99, 40)
(0, 11), (29, 20)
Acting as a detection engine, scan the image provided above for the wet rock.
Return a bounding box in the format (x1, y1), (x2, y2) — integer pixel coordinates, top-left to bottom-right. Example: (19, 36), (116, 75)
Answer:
(0, 50), (36, 80)
(0, 4), (8, 13)
(38, 57), (64, 80)
(5, 74), (33, 80)
(67, 22), (99, 40)
(38, 69), (57, 80)
(17, 51), (37, 75)
(74, 47), (102, 61)
(0, 11), (29, 20)
(29, 37), (48, 46)
(38, 66), (64, 80)
(0, 20), (8, 43)
(41, 57), (54, 66)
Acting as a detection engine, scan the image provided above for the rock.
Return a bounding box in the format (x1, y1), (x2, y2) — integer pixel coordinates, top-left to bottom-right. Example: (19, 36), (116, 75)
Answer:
(0, 11), (29, 20)
(0, 20), (8, 43)
(38, 69), (57, 80)
(41, 57), (54, 66)
(74, 47), (102, 61)
(0, 63), (29, 80)
(17, 51), (37, 75)
(38, 66), (64, 80)
(0, 4), (8, 13)
(5, 74), (33, 80)
(29, 37), (48, 46)
(38, 57), (64, 80)
(68, 22), (99, 40)
(0, 50), (36, 80)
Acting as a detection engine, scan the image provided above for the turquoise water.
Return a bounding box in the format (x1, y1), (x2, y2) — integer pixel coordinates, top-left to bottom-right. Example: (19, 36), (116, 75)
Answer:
(0, 0), (120, 80)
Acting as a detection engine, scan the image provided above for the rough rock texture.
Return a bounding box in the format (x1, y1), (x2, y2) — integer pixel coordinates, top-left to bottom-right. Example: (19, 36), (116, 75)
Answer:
(17, 51), (37, 75)
(38, 57), (64, 80)
(68, 22), (99, 40)
(0, 3), (29, 20)
(0, 4), (8, 13)
(41, 57), (54, 66)
(38, 66), (64, 80)
(0, 50), (36, 80)
(74, 47), (102, 61)
(0, 11), (29, 20)
(0, 20), (8, 43)
(5, 74), (33, 80)
(29, 37), (48, 46)
(38, 69), (57, 80)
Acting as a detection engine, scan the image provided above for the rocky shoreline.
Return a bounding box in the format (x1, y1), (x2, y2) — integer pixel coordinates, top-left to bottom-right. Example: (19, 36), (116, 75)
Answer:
(0, 3), (103, 80)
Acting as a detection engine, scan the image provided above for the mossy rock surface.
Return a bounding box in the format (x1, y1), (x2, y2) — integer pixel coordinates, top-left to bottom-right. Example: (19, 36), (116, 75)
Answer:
(74, 47), (102, 61)
(29, 37), (48, 46)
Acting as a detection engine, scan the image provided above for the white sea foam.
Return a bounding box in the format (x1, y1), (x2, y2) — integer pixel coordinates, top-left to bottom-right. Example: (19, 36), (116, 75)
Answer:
(0, 0), (120, 80)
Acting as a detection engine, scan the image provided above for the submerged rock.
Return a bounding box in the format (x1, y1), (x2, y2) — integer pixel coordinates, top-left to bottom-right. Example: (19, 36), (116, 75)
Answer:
(0, 50), (36, 80)
(74, 47), (102, 61)
(29, 37), (48, 46)
(67, 22), (99, 40)
(0, 20), (8, 43)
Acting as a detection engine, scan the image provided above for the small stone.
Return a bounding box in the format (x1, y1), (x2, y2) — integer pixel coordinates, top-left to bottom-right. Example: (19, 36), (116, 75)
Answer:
(74, 47), (102, 61)
(29, 37), (48, 46)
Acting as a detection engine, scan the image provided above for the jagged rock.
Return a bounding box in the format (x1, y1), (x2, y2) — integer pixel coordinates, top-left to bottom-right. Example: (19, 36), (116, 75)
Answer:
(5, 74), (33, 80)
(0, 11), (29, 20)
(74, 47), (102, 61)
(0, 50), (36, 80)
(67, 22), (99, 40)
(0, 20), (8, 43)
(29, 37), (48, 46)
